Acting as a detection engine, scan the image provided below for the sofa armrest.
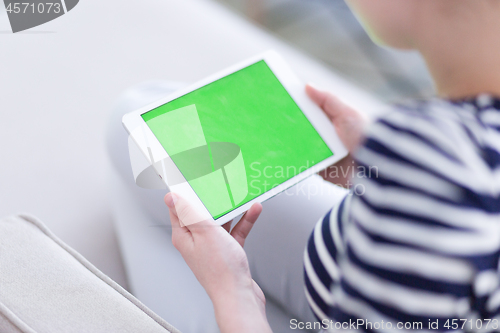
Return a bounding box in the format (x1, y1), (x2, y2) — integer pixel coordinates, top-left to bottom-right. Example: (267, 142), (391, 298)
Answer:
(0, 214), (180, 333)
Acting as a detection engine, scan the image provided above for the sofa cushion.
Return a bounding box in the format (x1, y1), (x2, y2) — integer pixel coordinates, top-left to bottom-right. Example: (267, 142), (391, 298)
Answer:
(0, 214), (180, 333)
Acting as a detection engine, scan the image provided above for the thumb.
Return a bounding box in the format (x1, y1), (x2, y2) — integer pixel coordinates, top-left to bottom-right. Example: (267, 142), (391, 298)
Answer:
(306, 83), (367, 153)
(164, 192), (212, 228)
(306, 83), (350, 121)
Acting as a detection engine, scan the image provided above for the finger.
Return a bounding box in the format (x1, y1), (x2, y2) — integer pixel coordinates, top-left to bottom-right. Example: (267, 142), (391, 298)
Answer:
(305, 83), (328, 106)
(164, 193), (192, 250)
(165, 193), (179, 219)
(166, 192), (213, 229)
(230, 202), (263, 248)
(166, 192), (218, 235)
(305, 83), (345, 120)
(222, 220), (233, 233)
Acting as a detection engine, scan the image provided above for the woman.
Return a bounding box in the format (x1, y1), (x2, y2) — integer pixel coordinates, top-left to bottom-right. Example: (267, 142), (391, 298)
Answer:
(165, 0), (500, 331)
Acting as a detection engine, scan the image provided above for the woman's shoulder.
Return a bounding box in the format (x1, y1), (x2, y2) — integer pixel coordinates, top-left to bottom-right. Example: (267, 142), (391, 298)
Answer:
(361, 98), (472, 166)
(379, 95), (500, 130)
(375, 97), (476, 134)
(365, 96), (500, 162)
(356, 95), (500, 204)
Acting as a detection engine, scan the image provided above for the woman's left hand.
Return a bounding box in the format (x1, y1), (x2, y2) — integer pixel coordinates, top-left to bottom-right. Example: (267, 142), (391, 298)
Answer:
(164, 193), (272, 333)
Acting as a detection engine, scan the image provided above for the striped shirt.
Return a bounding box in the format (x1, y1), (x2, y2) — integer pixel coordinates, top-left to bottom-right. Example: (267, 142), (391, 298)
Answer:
(304, 95), (500, 332)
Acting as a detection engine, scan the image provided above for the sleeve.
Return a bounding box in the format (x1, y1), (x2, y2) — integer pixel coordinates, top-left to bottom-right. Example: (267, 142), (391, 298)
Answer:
(304, 193), (350, 322)
(304, 107), (494, 332)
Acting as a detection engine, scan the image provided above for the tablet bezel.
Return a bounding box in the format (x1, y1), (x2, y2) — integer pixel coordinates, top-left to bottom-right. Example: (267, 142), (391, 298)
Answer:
(122, 50), (348, 225)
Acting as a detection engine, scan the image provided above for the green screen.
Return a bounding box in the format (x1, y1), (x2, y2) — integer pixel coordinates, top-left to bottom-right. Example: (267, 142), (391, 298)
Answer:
(142, 60), (333, 219)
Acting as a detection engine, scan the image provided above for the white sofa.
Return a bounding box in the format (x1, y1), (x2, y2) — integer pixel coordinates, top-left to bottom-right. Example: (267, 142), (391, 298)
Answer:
(0, 214), (180, 333)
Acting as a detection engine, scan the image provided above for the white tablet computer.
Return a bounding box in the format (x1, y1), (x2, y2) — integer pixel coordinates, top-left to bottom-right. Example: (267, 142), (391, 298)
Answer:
(122, 51), (347, 225)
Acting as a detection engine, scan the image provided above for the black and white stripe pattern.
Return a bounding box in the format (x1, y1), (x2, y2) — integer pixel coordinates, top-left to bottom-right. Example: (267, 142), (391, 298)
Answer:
(304, 95), (500, 332)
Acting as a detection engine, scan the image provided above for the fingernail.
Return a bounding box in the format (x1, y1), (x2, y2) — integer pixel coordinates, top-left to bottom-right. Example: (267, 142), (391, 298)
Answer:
(306, 82), (319, 90)
(165, 193), (178, 207)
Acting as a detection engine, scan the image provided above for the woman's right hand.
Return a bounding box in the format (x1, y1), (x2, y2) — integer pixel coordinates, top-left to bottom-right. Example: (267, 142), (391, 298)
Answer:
(306, 84), (368, 188)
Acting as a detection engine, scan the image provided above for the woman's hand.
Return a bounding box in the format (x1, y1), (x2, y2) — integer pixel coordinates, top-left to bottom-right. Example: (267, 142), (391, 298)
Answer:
(164, 193), (272, 333)
(306, 84), (368, 187)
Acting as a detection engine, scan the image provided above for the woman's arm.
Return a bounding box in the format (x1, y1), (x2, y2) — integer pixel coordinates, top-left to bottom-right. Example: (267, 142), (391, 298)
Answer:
(164, 193), (272, 333)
